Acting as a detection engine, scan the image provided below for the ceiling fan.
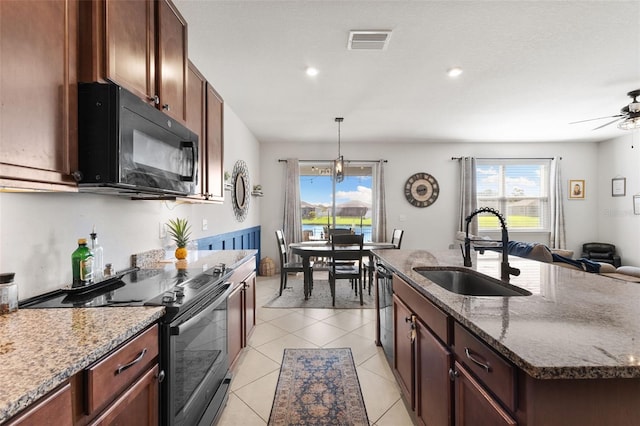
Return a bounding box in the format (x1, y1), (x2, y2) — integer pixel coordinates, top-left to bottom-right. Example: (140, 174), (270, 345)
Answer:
(570, 89), (640, 130)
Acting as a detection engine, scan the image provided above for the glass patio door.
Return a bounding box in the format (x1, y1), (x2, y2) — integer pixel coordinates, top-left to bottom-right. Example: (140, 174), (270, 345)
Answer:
(299, 161), (374, 242)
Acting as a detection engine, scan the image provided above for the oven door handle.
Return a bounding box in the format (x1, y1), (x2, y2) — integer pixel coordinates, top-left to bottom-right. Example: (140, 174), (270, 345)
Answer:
(170, 283), (232, 336)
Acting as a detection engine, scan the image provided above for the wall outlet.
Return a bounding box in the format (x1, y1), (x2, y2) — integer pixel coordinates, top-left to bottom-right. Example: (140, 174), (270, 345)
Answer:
(202, 218), (208, 231)
(159, 222), (167, 239)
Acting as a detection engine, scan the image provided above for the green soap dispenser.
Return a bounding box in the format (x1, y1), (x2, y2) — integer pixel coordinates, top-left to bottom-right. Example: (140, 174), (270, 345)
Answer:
(72, 238), (94, 288)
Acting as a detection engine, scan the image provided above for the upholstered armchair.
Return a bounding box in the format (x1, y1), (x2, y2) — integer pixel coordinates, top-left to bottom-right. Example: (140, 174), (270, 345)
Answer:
(581, 242), (621, 268)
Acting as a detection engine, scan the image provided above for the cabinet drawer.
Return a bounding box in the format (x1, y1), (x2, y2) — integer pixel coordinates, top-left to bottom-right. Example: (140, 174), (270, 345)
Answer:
(393, 274), (450, 344)
(453, 322), (515, 412)
(85, 325), (159, 414)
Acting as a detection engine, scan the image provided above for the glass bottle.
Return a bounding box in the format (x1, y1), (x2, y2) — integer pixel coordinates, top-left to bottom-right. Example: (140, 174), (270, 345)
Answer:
(90, 228), (104, 282)
(72, 238), (94, 287)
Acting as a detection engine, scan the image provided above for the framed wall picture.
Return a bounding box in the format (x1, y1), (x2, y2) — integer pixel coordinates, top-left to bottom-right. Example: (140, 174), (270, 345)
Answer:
(569, 180), (585, 199)
(634, 196), (640, 215)
(612, 177), (626, 197)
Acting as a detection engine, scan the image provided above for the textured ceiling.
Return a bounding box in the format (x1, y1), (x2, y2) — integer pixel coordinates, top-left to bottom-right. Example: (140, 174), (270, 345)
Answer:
(173, 0), (640, 145)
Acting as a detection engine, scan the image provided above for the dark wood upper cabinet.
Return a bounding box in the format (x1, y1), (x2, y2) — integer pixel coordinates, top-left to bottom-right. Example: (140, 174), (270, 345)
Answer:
(157, 0), (188, 123)
(186, 61), (207, 198)
(0, 0), (78, 191)
(184, 61), (225, 202)
(205, 83), (224, 201)
(80, 0), (187, 124)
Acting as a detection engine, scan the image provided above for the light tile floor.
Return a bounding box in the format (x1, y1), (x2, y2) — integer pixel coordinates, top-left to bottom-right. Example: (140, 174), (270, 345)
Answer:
(216, 274), (415, 426)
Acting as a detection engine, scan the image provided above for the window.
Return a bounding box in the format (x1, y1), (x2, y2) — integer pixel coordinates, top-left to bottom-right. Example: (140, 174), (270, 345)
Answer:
(299, 162), (374, 242)
(476, 159), (551, 231)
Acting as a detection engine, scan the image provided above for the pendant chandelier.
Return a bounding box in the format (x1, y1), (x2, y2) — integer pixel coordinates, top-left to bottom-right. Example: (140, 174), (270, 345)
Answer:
(334, 117), (344, 182)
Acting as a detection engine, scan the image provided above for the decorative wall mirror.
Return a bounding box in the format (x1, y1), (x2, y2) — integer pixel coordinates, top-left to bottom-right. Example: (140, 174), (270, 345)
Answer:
(231, 160), (250, 221)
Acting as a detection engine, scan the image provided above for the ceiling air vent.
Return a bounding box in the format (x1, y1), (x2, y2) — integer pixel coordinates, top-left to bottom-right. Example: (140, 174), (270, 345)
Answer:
(348, 30), (392, 50)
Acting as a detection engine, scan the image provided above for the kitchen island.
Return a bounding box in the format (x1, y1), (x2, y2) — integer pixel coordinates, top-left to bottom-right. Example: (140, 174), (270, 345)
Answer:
(373, 248), (640, 426)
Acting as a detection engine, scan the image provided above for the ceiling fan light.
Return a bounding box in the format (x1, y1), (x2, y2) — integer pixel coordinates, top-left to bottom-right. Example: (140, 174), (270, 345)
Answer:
(618, 117), (640, 130)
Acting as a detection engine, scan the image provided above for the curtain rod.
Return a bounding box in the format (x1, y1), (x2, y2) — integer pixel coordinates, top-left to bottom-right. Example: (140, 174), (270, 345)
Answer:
(451, 156), (561, 160)
(278, 159), (387, 163)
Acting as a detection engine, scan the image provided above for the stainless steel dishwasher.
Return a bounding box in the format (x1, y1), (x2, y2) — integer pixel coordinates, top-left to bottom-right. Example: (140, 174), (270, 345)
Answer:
(376, 262), (393, 363)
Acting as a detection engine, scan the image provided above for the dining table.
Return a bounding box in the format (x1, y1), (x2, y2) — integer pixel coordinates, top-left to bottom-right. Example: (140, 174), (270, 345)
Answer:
(288, 240), (396, 299)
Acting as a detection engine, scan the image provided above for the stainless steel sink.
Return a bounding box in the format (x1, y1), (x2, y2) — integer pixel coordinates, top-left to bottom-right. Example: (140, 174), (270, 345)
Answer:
(413, 267), (532, 297)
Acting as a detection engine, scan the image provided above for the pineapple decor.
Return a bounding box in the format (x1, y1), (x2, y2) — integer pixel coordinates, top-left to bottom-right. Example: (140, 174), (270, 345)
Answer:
(167, 218), (192, 260)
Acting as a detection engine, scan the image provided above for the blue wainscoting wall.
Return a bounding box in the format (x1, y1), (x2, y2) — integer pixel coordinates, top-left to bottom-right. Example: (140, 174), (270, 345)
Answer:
(196, 226), (261, 270)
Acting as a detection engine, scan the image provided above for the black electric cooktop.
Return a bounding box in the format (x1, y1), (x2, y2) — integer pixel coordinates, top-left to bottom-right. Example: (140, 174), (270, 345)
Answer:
(20, 264), (233, 322)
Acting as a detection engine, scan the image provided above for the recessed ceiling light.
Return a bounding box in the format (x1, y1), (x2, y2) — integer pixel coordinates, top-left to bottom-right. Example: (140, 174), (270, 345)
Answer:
(306, 67), (319, 77)
(447, 67), (463, 78)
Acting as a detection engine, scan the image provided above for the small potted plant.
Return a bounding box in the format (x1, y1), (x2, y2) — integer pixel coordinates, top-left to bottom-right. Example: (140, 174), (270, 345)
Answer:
(166, 218), (192, 260)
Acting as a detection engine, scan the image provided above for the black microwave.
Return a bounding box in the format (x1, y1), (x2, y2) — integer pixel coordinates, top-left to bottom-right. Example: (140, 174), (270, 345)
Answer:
(77, 83), (198, 197)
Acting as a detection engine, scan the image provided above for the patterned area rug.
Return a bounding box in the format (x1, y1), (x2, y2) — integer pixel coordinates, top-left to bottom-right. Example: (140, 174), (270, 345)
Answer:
(262, 273), (375, 309)
(268, 348), (369, 426)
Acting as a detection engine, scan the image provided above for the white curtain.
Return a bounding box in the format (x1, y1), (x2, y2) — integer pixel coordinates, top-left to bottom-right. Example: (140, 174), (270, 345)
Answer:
(283, 159), (302, 255)
(458, 157), (478, 235)
(371, 160), (387, 242)
(549, 157), (566, 249)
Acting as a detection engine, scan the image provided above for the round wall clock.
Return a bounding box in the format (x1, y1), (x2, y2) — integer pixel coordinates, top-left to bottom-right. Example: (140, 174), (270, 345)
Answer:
(231, 160), (250, 221)
(404, 172), (439, 207)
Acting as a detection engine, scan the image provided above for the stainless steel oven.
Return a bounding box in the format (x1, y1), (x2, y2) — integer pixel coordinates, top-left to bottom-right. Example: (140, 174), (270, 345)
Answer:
(162, 282), (233, 426)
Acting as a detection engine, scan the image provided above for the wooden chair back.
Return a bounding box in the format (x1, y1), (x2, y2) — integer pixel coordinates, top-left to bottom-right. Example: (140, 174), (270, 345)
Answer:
(391, 229), (404, 249)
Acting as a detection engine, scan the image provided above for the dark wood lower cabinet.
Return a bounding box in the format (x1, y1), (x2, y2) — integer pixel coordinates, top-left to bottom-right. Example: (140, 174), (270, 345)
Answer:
(452, 361), (516, 426)
(228, 257), (257, 367)
(415, 317), (452, 426)
(7, 382), (73, 426)
(392, 295), (414, 407)
(88, 365), (159, 426)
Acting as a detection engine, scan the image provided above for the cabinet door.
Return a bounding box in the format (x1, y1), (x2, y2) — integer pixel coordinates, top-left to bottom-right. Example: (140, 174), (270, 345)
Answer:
(157, 0), (188, 123)
(228, 284), (243, 367)
(185, 61), (207, 199)
(205, 83), (224, 201)
(393, 295), (414, 407)
(243, 271), (257, 342)
(104, 0), (156, 103)
(7, 382), (72, 426)
(0, 0), (78, 190)
(453, 362), (516, 426)
(415, 317), (452, 426)
(89, 364), (160, 426)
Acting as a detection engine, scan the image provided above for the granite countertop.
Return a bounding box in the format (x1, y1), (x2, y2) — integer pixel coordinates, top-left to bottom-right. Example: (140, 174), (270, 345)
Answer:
(0, 306), (164, 423)
(373, 248), (640, 380)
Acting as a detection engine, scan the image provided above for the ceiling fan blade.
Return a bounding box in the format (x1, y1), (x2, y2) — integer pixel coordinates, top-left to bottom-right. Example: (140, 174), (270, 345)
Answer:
(592, 117), (623, 130)
(569, 114), (624, 124)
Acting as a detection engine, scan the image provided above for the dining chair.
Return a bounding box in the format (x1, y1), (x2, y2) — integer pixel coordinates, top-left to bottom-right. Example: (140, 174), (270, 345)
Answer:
(363, 229), (404, 293)
(328, 233), (364, 306)
(275, 230), (311, 296)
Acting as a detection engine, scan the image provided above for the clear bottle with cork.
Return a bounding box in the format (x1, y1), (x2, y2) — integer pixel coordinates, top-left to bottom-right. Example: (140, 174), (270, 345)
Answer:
(90, 226), (104, 282)
(72, 238), (94, 287)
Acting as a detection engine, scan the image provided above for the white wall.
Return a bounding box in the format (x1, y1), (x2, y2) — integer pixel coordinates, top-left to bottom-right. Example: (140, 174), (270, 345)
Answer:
(0, 105), (261, 300)
(596, 131), (640, 265)
(259, 139), (602, 265)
